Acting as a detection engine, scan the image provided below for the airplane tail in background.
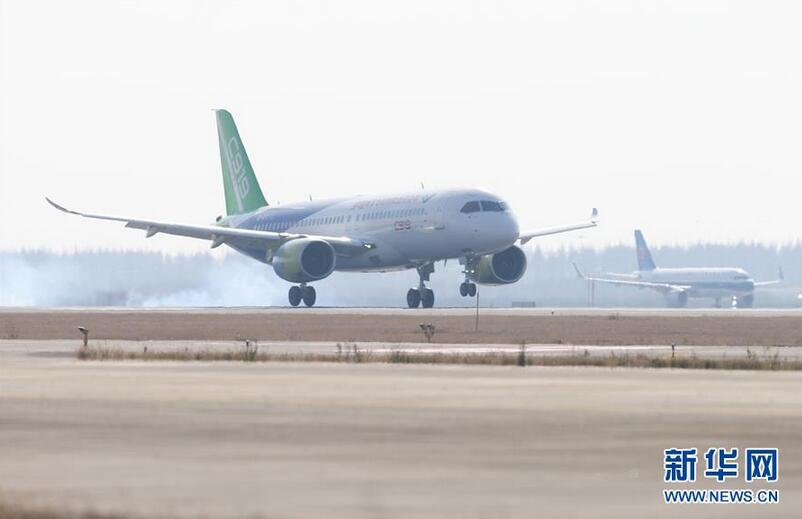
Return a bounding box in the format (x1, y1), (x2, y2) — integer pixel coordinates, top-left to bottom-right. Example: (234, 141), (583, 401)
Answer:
(634, 230), (657, 271)
(215, 109), (268, 216)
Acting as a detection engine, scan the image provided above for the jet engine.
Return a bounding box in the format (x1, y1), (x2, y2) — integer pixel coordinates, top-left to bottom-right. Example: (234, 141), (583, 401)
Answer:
(272, 238), (336, 283)
(474, 245), (527, 285)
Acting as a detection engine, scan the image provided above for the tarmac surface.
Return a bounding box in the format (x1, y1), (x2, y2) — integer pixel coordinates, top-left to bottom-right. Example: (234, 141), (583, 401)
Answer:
(4, 306), (802, 316)
(1, 337), (801, 518)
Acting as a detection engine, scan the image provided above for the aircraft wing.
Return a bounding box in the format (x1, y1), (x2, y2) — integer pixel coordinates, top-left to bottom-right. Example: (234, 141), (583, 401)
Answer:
(571, 263), (690, 294)
(518, 208), (599, 245)
(754, 267), (784, 287)
(45, 198), (374, 256)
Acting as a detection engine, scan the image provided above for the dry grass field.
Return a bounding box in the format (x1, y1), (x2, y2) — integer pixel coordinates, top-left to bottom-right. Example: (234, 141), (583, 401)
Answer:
(2, 308), (802, 346)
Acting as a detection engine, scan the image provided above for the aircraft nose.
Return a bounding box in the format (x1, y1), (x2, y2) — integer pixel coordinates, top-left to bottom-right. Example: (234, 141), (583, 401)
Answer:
(504, 212), (520, 244)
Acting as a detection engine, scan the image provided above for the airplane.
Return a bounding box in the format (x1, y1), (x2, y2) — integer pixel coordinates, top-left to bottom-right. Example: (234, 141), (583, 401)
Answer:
(47, 109), (599, 308)
(573, 230), (783, 308)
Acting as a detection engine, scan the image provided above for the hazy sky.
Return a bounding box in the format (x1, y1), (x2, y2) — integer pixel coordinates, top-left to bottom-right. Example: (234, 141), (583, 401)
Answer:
(1, 0), (800, 254)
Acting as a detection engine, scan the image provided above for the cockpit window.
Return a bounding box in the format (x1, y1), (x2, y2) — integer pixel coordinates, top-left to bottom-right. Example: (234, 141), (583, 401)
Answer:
(480, 200), (505, 212)
(460, 201), (481, 213)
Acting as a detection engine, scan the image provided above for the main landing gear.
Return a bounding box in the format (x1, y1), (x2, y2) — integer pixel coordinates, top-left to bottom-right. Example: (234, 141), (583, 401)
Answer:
(288, 284), (316, 307)
(407, 263), (435, 308)
(407, 287), (434, 308)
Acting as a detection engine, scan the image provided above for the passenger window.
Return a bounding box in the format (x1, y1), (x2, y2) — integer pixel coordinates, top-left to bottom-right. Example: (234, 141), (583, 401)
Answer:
(481, 201), (503, 212)
(461, 201), (480, 213)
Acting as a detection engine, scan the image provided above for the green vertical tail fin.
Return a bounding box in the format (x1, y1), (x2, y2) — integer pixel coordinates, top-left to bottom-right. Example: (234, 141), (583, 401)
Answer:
(215, 109), (268, 215)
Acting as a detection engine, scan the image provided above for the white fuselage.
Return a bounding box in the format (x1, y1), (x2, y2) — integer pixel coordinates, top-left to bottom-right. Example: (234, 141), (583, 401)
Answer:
(228, 188), (520, 271)
(623, 267), (756, 298)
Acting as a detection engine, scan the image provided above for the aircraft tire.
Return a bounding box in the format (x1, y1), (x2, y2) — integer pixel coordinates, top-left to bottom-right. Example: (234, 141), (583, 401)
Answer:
(421, 288), (435, 308)
(302, 286), (316, 307)
(407, 288), (421, 308)
(459, 283), (468, 297)
(467, 283), (477, 297)
(288, 285), (302, 307)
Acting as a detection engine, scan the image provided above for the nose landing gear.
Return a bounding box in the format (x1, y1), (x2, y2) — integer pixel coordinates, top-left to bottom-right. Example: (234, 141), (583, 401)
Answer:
(459, 281), (477, 297)
(407, 263), (435, 308)
(288, 284), (317, 307)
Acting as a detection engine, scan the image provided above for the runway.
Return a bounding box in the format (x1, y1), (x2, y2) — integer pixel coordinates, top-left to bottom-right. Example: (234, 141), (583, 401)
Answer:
(1, 341), (801, 518)
(4, 306), (802, 316)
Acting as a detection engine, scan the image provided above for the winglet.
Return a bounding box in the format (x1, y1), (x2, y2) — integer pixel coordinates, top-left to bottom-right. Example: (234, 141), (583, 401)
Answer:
(572, 262), (586, 279)
(779, 266), (784, 282)
(590, 207), (599, 224)
(45, 197), (76, 215)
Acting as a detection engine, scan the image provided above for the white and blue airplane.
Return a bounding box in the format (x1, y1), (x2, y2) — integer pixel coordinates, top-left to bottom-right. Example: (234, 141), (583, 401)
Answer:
(48, 110), (598, 308)
(574, 230), (782, 308)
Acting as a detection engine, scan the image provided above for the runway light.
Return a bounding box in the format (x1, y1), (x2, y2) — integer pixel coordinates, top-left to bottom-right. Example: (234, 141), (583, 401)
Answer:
(419, 323), (436, 342)
(77, 326), (89, 348)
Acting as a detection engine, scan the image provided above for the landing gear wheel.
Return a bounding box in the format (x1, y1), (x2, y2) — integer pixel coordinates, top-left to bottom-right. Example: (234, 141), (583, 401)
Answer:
(302, 286), (316, 307)
(288, 286), (302, 307)
(407, 288), (421, 308)
(459, 282), (477, 297)
(421, 288), (435, 308)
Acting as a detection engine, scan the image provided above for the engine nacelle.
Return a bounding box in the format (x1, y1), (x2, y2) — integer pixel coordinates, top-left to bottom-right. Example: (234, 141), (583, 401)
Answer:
(474, 245), (527, 285)
(272, 238), (336, 283)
